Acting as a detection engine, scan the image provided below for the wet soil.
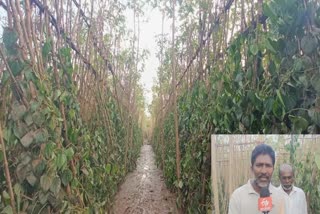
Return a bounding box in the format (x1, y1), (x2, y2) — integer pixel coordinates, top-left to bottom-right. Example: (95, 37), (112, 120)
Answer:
(111, 144), (180, 214)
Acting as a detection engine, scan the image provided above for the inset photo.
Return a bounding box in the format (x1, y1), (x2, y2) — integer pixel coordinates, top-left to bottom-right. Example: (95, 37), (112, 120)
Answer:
(211, 135), (320, 214)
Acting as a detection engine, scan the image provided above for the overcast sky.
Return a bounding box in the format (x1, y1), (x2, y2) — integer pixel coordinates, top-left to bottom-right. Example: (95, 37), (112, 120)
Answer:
(125, 5), (171, 112)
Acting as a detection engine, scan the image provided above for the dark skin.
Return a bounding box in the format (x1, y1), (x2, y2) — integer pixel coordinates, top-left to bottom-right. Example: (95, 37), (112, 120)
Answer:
(250, 154), (274, 194)
(279, 164), (294, 194)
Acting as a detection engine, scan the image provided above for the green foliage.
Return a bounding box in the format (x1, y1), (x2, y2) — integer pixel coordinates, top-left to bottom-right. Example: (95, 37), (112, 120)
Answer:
(286, 138), (320, 212)
(153, 0), (320, 212)
(1, 29), (143, 213)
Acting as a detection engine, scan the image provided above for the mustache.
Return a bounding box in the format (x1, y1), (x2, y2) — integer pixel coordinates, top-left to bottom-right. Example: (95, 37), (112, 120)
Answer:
(258, 175), (269, 179)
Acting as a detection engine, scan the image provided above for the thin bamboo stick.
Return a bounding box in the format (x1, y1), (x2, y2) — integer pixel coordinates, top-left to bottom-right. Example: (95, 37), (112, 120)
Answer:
(211, 135), (220, 213)
(0, 124), (17, 214)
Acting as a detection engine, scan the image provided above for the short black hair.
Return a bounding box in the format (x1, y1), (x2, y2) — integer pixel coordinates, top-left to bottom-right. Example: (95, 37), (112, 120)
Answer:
(251, 143), (275, 166)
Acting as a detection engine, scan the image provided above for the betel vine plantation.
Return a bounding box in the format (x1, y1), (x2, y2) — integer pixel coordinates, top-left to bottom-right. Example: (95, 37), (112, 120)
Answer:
(0, 0), (320, 213)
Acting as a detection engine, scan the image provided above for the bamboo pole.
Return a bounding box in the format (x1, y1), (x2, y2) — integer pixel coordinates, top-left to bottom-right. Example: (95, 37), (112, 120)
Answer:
(211, 135), (220, 214)
(0, 124), (17, 214)
(229, 136), (234, 197)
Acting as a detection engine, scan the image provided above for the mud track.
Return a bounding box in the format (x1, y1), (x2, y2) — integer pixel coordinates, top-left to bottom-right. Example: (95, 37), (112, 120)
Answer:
(111, 145), (180, 214)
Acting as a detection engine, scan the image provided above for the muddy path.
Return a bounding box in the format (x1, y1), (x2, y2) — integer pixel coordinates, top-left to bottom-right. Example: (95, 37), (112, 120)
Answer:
(111, 144), (180, 214)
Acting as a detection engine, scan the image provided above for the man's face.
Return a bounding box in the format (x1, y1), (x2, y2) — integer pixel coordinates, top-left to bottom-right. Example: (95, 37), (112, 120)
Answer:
(280, 170), (294, 190)
(251, 154), (274, 188)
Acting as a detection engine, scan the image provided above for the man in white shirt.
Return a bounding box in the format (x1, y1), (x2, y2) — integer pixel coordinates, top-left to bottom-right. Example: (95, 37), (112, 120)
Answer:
(278, 163), (307, 214)
(228, 144), (286, 214)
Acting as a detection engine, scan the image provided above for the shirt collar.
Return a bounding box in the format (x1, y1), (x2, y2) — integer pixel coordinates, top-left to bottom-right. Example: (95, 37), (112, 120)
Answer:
(279, 185), (297, 194)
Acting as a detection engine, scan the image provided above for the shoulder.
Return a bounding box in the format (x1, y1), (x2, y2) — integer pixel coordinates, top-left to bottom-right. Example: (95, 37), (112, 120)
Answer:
(293, 186), (306, 196)
(232, 183), (249, 196)
(270, 184), (287, 199)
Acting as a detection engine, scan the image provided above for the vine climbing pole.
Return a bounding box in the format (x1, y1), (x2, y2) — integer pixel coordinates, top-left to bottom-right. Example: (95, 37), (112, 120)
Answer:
(0, 0), (145, 212)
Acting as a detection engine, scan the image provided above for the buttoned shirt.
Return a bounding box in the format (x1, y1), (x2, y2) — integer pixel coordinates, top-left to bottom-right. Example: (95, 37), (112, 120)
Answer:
(228, 180), (287, 214)
(278, 185), (307, 214)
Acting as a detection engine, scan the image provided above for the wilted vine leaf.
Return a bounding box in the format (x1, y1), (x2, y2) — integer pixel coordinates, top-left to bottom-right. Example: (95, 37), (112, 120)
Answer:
(11, 102), (27, 121)
(40, 174), (52, 192)
(39, 191), (49, 204)
(26, 173), (37, 186)
(20, 130), (36, 148)
(50, 177), (61, 195)
(32, 111), (45, 126)
(13, 122), (29, 139)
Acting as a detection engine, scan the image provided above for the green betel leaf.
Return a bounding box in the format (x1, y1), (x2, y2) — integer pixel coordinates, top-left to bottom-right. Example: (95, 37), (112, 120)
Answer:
(1, 70), (10, 85)
(1, 205), (13, 214)
(44, 143), (56, 159)
(3, 27), (18, 55)
(61, 169), (73, 186)
(50, 177), (61, 195)
(65, 147), (74, 161)
(13, 183), (21, 198)
(32, 111), (46, 126)
(105, 163), (111, 174)
(264, 97), (274, 114)
(55, 152), (67, 170)
(42, 40), (52, 62)
(250, 43), (259, 55)
(301, 34), (318, 55)
(34, 129), (49, 144)
(308, 108), (320, 126)
(264, 38), (276, 53)
(288, 115), (308, 133)
(311, 74), (320, 94)
(262, 3), (276, 20)
(34, 159), (46, 177)
(2, 190), (10, 200)
(272, 99), (285, 120)
(8, 60), (24, 77)
(40, 174), (52, 192)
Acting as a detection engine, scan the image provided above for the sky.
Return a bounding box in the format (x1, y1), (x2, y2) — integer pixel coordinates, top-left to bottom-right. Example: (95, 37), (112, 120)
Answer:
(125, 4), (171, 114)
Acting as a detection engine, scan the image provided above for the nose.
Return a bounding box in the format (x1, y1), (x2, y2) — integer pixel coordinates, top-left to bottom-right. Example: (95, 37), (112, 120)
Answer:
(261, 165), (268, 174)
